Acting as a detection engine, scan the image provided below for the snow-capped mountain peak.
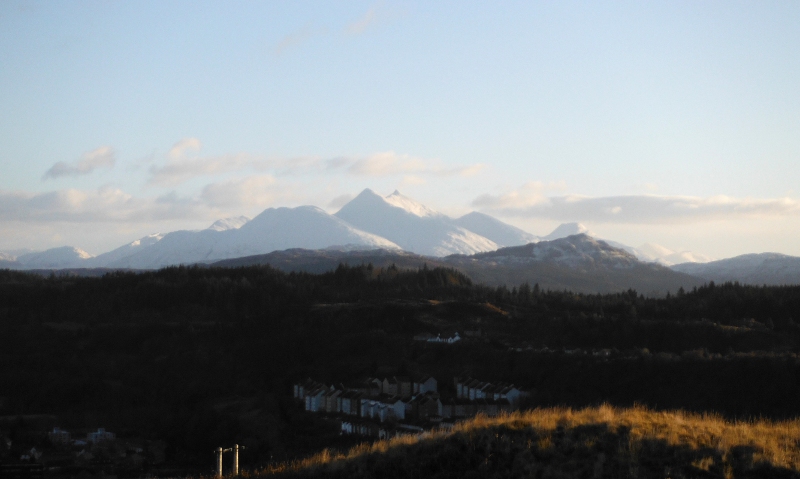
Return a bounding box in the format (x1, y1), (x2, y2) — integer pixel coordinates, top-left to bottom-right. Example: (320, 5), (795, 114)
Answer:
(383, 190), (442, 218)
(207, 216), (250, 232)
(335, 189), (498, 256)
(543, 222), (592, 241)
(129, 233), (165, 248)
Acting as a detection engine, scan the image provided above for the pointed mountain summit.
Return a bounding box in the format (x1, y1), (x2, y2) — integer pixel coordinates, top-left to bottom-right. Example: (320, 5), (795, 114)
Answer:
(453, 212), (539, 247)
(335, 189), (498, 256)
(543, 222), (592, 241)
(207, 216), (250, 231)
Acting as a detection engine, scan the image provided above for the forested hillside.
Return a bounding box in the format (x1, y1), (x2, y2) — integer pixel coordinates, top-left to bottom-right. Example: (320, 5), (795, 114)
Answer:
(1, 265), (800, 475)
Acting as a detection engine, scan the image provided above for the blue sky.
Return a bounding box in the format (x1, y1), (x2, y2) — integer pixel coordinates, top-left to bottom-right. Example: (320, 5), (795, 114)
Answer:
(1, 1), (799, 258)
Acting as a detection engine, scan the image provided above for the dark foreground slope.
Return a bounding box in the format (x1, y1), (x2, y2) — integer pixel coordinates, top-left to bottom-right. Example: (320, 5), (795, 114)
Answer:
(2, 266), (800, 474)
(264, 406), (800, 479)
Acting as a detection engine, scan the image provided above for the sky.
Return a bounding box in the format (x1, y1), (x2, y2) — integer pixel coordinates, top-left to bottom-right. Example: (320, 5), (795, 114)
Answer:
(1, 0), (799, 259)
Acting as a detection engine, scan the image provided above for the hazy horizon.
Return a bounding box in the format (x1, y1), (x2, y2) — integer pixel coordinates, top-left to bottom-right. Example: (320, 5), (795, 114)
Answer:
(2, 1), (799, 259)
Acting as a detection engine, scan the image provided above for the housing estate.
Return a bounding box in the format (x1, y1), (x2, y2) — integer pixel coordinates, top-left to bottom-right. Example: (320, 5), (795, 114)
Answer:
(293, 374), (527, 433)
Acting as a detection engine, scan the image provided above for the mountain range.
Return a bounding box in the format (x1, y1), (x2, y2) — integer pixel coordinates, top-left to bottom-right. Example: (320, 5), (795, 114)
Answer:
(1, 188), (797, 290)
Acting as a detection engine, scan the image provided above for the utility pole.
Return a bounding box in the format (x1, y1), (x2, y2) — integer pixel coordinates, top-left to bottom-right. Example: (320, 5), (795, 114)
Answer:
(215, 447), (223, 478)
(215, 444), (244, 477)
(233, 444), (245, 476)
(216, 447), (232, 477)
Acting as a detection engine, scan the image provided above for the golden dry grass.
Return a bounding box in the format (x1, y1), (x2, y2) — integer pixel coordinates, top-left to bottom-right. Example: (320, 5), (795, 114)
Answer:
(244, 405), (800, 478)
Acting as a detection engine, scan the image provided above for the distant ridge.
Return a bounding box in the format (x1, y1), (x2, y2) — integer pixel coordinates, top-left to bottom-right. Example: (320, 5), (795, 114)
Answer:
(209, 235), (705, 295)
(211, 248), (450, 273)
(672, 253), (800, 286)
(447, 234), (704, 294)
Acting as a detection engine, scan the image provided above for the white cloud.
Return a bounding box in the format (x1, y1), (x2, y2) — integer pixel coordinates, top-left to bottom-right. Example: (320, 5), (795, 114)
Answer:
(472, 181), (565, 210)
(0, 187), (208, 223)
(200, 175), (286, 209)
(339, 151), (484, 178)
(148, 152), (268, 186)
(474, 186), (800, 224)
(43, 146), (116, 179)
(148, 143), (483, 186)
(168, 137), (202, 160)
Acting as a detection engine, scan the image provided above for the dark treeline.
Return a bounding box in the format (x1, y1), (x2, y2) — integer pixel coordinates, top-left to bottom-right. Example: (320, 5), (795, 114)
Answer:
(1, 265), (800, 474)
(2, 265), (799, 326)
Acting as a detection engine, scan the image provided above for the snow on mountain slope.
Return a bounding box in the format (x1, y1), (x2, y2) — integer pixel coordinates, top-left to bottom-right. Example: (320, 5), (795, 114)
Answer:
(16, 246), (94, 269)
(382, 190), (442, 217)
(86, 233), (165, 267)
(105, 205), (400, 269)
(635, 243), (713, 266)
(207, 216), (250, 231)
(671, 253), (800, 285)
(469, 234), (638, 269)
(335, 189), (498, 256)
(541, 223), (710, 266)
(453, 212), (539, 247)
(445, 233), (703, 294)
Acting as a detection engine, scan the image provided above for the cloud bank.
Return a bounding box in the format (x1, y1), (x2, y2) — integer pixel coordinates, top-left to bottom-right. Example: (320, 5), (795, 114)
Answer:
(148, 146), (483, 186)
(474, 186), (800, 224)
(0, 187), (207, 223)
(43, 146), (116, 179)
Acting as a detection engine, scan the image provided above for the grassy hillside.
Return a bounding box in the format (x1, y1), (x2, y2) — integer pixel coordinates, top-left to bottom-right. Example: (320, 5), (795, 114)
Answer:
(259, 405), (800, 478)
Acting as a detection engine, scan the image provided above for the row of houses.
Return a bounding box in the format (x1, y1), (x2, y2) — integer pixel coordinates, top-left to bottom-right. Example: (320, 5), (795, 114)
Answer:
(294, 376), (527, 423)
(413, 332), (462, 344)
(295, 375), (437, 401)
(294, 378), (441, 422)
(47, 427), (116, 446)
(454, 377), (526, 405)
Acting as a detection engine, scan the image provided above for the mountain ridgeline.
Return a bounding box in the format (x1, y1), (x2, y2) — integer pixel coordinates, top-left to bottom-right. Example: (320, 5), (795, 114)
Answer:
(212, 235), (705, 295)
(2, 188), (799, 291)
